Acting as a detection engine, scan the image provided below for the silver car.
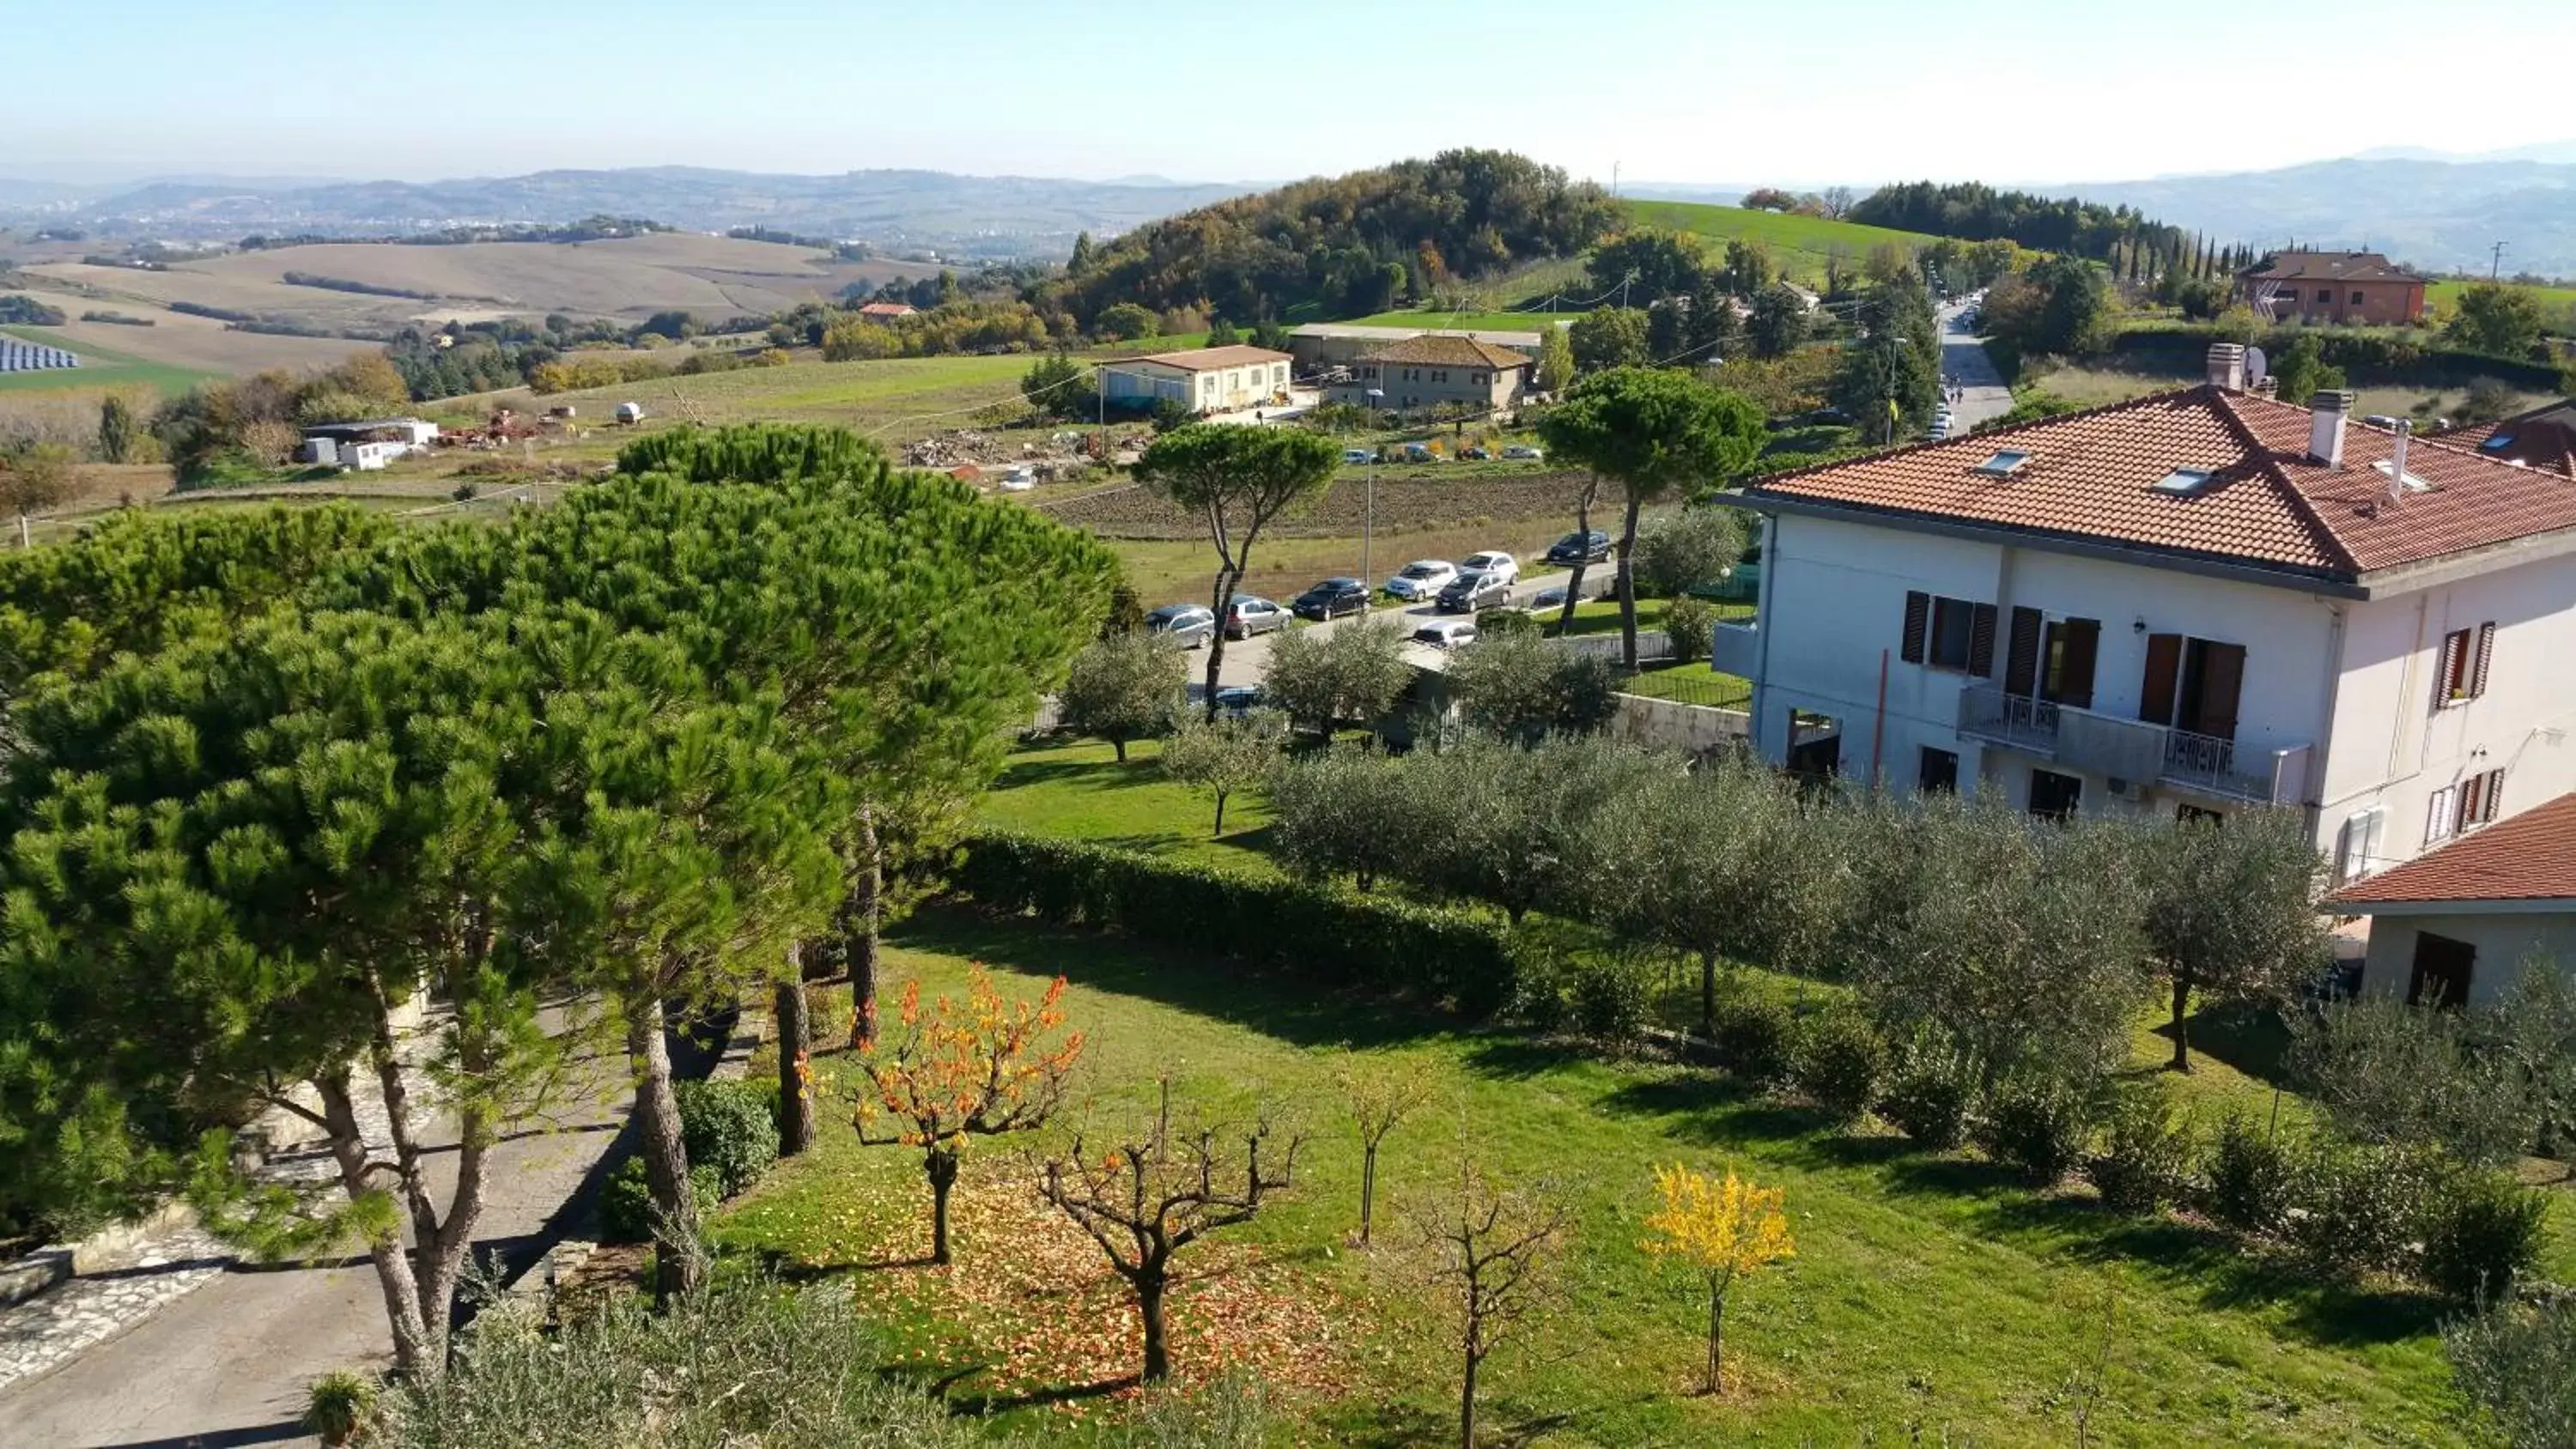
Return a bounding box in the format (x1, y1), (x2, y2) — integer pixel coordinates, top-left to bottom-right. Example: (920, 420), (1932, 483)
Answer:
(1385, 559), (1457, 603)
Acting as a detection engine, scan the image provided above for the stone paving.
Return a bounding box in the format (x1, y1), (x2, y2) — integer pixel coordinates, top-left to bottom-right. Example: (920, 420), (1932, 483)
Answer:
(0, 1054), (440, 1397)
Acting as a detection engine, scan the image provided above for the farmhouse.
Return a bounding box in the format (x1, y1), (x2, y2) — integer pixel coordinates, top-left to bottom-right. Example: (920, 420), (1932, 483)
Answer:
(1285, 322), (1548, 371)
(1323, 335), (1534, 414)
(2236, 250), (2427, 325)
(2328, 788), (2576, 1009)
(1721, 343), (2576, 890)
(2456, 397), (2576, 477)
(302, 416), (440, 450)
(1096, 344), (1291, 415)
(855, 300), (918, 324)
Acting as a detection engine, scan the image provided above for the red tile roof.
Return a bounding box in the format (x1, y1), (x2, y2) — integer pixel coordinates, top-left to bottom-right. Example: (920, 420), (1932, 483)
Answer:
(2449, 401), (2576, 478)
(1356, 335), (1534, 369)
(2240, 250), (2423, 283)
(1109, 345), (1292, 373)
(1745, 385), (2576, 583)
(2329, 791), (2576, 907)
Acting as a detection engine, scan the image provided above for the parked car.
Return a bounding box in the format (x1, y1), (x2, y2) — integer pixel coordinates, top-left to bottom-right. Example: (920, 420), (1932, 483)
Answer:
(1458, 550), (1519, 585)
(1223, 594), (1291, 639)
(1341, 447), (1374, 464)
(1436, 571), (1513, 614)
(2362, 414), (2403, 429)
(1145, 604), (1215, 648)
(1503, 444), (1544, 461)
(1401, 442), (1436, 463)
(1412, 618), (1478, 650)
(1545, 530), (1612, 567)
(1384, 559), (1457, 603)
(1291, 577), (1371, 621)
(1212, 684), (1265, 718)
(1529, 585), (1571, 610)
(1458, 445), (1490, 460)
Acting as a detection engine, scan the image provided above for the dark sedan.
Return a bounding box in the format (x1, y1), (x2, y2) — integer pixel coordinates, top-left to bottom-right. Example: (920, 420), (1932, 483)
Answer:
(1435, 571), (1512, 614)
(1291, 577), (1371, 621)
(1545, 529), (1612, 567)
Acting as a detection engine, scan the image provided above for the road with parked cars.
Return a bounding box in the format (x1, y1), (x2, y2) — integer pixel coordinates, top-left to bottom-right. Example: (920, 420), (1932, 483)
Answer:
(1938, 300), (2014, 436)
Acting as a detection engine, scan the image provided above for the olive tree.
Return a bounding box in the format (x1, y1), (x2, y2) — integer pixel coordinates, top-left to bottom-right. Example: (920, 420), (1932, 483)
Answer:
(1060, 632), (1183, 761)
(2139, 808), (2331, 1072)
(1135, 425), (1340, 717)
(1633, 505), (1746, 600)
(1443, 631), (1623, 742)
(1162, 707), (1285, 836)
(1262, 616), (1413, 737)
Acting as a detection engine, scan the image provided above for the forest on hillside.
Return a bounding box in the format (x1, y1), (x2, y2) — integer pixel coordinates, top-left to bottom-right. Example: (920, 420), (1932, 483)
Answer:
(1851, 181), (2253, 276)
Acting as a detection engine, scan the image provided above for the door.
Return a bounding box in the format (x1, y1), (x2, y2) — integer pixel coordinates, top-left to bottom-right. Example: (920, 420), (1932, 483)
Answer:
(2182, 640), (2245, 741)
(2029, 767), (2084, 821)
(2407, 932), (2476, 1009)
(2042, 618), (2100, 710)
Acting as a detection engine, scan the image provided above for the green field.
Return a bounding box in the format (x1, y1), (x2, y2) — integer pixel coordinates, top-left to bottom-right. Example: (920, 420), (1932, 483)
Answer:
(708, 737), (2573, 1444)
(1343, 307), (1583, 332)
(2427, 277), (2576, 319)
(1619, 201), (1952, 286)
(0, 324), (210, 396)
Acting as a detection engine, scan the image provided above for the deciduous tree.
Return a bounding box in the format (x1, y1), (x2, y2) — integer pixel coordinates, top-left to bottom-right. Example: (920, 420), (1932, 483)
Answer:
(1135, 425), (1339, 716)
(1442, 630), (1622, 742)
(1745, 282), (1807, 359)
(1568, 306), (1649, 372)
(855, 970), (1083, 1265)
(1534, 322), (1575, 393)
(1161, 708), (1285, 835)
(2446, 282), (2546, 358)
(1336, 1054), (1438, 1247)
(1633, 505), (1745, 599)
(1410, 1161), (1572, 1449)
(1643, 1163), (1795, 1395)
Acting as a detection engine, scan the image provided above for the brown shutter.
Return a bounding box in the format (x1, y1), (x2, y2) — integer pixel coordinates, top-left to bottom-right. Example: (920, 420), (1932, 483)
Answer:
(2483, 768), (2505, 823)
(1900, 591), (1929, 664)
(2140, 633), (2182, 725)
(2196, 642), (2246, 741)
(2057, 619), (2101, 710)
(2005, 607), (2043, 697)
(1967, 603), (1999, 678)
(2434, 629), (2465, 708)
(2470, 621), (2495, 698)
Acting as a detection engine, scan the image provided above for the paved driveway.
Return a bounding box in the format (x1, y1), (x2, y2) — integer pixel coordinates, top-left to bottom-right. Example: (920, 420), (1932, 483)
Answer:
(1198, 563), (1591, 688)
(1939, 302), (2014, 433)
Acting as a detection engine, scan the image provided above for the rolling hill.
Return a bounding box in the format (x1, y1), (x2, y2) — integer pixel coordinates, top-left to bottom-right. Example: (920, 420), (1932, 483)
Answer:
(1617, 199), (1951, 285)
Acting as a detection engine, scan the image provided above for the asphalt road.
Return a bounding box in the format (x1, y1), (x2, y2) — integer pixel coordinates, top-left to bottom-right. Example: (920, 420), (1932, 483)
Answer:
(1200, 561), (1589, 688)
(0, 1037), (635, 1449)
(1939, 301), (2014, 433)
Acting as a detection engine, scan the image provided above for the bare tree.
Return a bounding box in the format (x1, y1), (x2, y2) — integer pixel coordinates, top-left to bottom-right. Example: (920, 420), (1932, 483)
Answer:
(1334, 1053), (1438, 1246)
(1410, 1161), (1575, 1449)
(1035, 1082), (1304, 1382)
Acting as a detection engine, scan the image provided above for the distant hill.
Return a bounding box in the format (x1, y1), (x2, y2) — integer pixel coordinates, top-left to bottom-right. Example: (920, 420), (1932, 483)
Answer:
(0, 167), (1257, 261)
(2057, 157), (2576, 277)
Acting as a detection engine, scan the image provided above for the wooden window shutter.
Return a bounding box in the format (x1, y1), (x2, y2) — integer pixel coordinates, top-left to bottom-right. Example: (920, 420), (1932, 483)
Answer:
(1900, 591), (1929, 664)
(2434, 629), (2465, 708)
(2139, 633), (2182, 726)
(1967, 603), (1999, 678)
(2471, 621), (2495, 698)
(2196, 642), (2245, 742)
(2426, 785), (2455, 845)
(2005, 607), (2043, 696)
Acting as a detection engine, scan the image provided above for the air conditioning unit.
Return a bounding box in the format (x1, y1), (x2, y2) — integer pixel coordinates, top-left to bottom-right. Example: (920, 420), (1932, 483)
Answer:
(2105, 777), (2142, 801)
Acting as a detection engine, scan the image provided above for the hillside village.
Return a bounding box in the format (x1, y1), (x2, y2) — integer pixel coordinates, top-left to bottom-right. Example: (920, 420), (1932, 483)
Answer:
(6, 57), (2576, 1449)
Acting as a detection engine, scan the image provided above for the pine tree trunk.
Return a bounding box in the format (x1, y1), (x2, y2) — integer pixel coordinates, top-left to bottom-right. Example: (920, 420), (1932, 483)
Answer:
(1202, 566), (1242, 720)
(2168, 976), (2194, 1074)
(775, 965), (814, 1157)
(626, 997), (702, 1306)
(315, 1070), (435, 1378)
(927, 1147), (959, 1266)
(846, 809), (883, 1049)
(1617, 491), (1643, 670)
(1558, 485), (1595, 633)
(1138, 1265), (1171, 1381)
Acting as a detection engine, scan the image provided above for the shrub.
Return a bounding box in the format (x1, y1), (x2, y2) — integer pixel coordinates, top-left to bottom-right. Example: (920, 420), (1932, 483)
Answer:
(1662, 596), (1716, 665)
(2086, 1083), (2196, 1215)
(677, 1079), (781, 1197)
(1712, 991), (1795, 1087)
(1478, 607), (1537, 639)
(1984, 1073), (2100, 1185)
(305, 1370), (379, 1447)
(1879, 1032), (1978, 1149)
(2292, 1142), (2437, 1277)
(1567, 951), (1655, 1043)
(600, 1157), (721, 1244)
(956, 831), (1522, 1016)
(1793, 1008), (1886, 1125)
(2421, 1172), (2549, 1303)
(2202, 1111), (2302, 1238)
(2443, 1295), (2576, 1448)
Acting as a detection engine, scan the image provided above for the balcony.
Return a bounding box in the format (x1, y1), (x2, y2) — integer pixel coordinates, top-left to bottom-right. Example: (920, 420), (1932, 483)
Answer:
(1957, 685), (2311, 805)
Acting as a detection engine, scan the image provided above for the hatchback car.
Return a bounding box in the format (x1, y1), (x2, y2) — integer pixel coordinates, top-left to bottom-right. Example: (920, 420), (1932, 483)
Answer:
(1145, 604), (1215, 648)
(1436, 572), (1513, 614)
(1222, 594), (1291, 640)
(1212, 685), (1266, 718)
(1291, 577), (1371, 621)
(1503, 444), (1544, 461)
(1411, 618), (1478, 650)
(1458, 550), (1519, 585)
(1384, 559), (1457, 603)
(1341, 447), (1374, 464)
(1545, 530), (1611, 567)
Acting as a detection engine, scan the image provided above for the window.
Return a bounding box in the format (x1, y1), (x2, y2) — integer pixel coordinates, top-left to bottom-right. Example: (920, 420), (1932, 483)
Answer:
(2408, 932), (2476, 1009)
(1900, 591), (1996, 674)
(2029, 767), (2083, 822)
(2351, 291), (2366, 306)
(2460, 767), (2505, 828)
(2334, 808), (2385, 882)
(1972, 449), (2030, 476)
(2426, 784), (2459, 845)
(2434, 622), (2495, 706)
(1431, 370), (1449, 383)
(1473, 371), (1487, 385)
(1919, 747), (1959, 794)
(2153, 467), (2217, 495)
(2316, 288), (2333, 302)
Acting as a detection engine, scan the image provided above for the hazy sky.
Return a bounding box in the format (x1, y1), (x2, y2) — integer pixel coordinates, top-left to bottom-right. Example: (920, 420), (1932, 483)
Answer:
(11, 0), (2573, 187)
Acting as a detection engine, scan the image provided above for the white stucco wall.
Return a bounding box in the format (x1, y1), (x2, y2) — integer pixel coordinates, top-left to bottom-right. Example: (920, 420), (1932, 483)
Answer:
(2356, 910), (2576, 1008)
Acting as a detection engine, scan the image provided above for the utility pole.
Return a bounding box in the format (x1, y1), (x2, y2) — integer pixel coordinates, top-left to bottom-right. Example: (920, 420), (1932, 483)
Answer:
(2490, 240), (2508, 281)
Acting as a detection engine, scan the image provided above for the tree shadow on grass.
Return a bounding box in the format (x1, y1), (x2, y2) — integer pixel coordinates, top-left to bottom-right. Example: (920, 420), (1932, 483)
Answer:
(2152, 1001), (2296, 1088)
(990, 756), (1171, 791)
(944, 1373), (1142, 1417)
(890, 903), (1455, 1051)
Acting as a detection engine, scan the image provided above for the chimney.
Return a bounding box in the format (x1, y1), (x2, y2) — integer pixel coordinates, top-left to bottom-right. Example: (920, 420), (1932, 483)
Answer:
(2251, 376), (2278, 400)
(2206, 342), (2246, 392)
(2309, 390), (2354, 468)
(2388, 419), (2411, 501)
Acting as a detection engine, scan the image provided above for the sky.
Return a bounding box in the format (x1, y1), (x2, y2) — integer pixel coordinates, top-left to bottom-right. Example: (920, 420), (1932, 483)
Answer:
(9, 0), (2574, 189)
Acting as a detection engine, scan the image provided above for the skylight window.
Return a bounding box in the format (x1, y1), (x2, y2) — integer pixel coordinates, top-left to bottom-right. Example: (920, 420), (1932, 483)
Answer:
(2480, 433), (2514, 450)
(1972, 450), (2030, 476)
(2371, 458), (2433, 492)
(2153, 467), (2217, 496)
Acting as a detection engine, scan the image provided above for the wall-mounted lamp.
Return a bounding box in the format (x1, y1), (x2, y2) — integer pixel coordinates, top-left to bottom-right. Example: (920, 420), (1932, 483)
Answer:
(2133, 617), (2148, 634)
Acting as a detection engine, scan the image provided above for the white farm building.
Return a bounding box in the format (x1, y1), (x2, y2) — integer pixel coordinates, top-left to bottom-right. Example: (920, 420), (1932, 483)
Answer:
(1097, 345), (1291, 416)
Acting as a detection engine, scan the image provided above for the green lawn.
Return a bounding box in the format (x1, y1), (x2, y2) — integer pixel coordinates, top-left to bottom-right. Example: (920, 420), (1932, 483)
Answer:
(1619, 201), (1952, 287)
(1342, 307), (1583, 333)
(977, 737), (1278, 873)
(717, 902), (2499, 1445)
(1621, 660), (1753, 711)
(0, 324), (211, 396)
(2427, 277), (2576, 321)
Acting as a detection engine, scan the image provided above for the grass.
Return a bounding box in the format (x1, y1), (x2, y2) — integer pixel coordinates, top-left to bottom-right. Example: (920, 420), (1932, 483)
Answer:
(0, 324), (211, 396)
(716, 902), (2497, 1445)
(1341, 307), (1583, 332)
(1619, 201), (1951, 288)
(976, 737), (1278, 873)
(2026, 361), (2558, 427)
(1620, 661), (1753, 711)
(2427, 277), (2576, 319)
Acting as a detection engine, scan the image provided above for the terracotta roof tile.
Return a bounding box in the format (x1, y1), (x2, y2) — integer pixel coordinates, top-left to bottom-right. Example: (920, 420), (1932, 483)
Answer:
(2329, 791), (2576, 906)
(1356, 335), (1534, 369)
(1744, 385), (2576, 582)
(1109, 345), (1292, 372)
(2241, 251), (2423, 283)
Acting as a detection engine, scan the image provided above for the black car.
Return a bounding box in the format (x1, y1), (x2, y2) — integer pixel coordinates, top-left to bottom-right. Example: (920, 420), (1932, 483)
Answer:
(1291, 577), (1370, 621)
(1545, 529), (1612, 567)
(1435, 571), (1512, 614)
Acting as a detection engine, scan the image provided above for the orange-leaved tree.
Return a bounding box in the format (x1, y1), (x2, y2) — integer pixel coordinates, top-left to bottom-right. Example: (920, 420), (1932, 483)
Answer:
(854, 967), (1083, 1265)
(1643, 1162), (1795, 1395)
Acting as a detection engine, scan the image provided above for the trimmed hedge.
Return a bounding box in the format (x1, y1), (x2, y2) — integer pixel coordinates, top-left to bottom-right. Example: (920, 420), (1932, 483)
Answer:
(2108, 322), (2564, 391)
(953, 831), (1521, 1016)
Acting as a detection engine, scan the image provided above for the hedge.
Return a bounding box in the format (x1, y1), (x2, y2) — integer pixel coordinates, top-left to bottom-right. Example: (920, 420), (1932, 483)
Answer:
(953, 831), (1521, 1017)
(2107, 322), (2565, 391)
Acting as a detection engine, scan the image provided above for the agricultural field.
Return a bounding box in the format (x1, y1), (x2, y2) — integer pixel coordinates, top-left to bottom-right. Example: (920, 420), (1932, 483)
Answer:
(0, 321), (212, 396)
(1342, 306), (1583, 332)
(1620, 200), (1951, 286)
(2427, 276), (2576, 324)
(0, 290), (372, 380)
(453, 352), (1037, 447)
